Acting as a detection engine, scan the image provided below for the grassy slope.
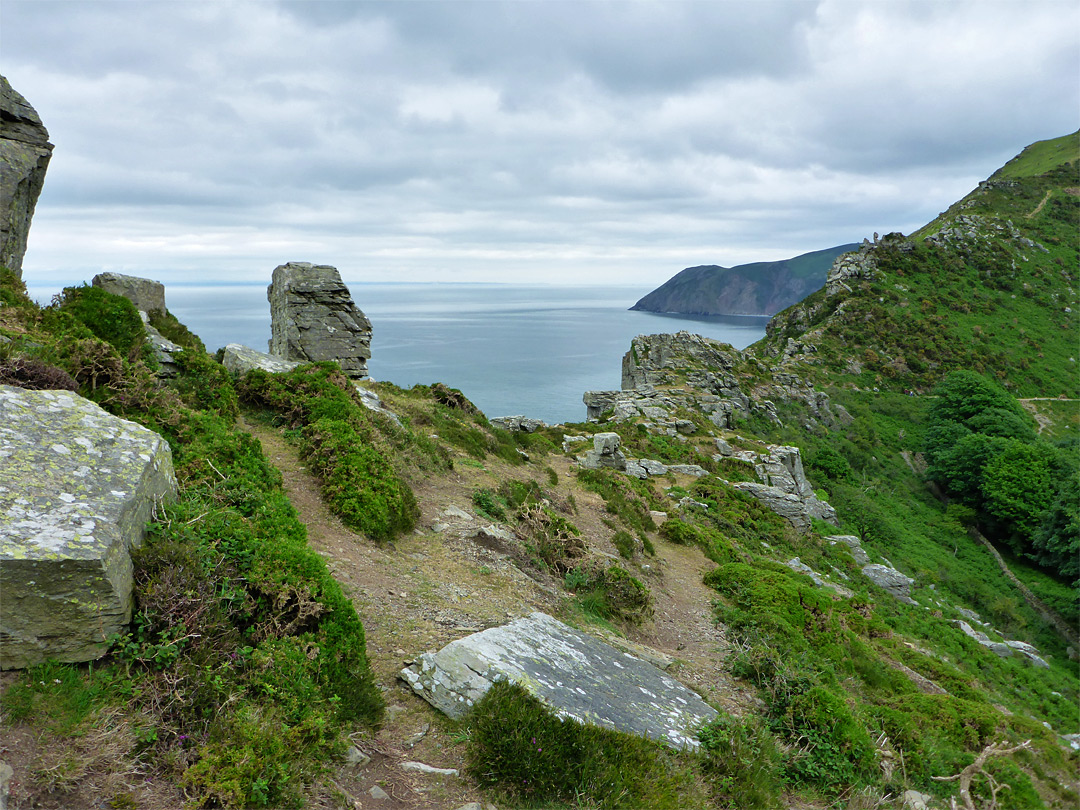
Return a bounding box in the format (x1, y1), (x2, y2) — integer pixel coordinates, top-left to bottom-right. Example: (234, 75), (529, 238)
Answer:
(762, 132), (1079, 398)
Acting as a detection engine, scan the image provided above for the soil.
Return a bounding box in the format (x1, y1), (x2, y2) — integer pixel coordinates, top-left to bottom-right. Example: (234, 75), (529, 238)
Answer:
(0, 419), (757, 810)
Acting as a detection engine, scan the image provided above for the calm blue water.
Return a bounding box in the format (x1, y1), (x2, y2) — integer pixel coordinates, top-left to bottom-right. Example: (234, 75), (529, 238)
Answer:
(29, 283), (768, 424)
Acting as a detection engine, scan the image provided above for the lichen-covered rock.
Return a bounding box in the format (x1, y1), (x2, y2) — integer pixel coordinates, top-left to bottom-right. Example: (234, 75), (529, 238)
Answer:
(222, 343), (302, 375)
(144, 323), (183, 377)
(267, 262), (372, 378)
(399, 612), (716, 750)
(0, 386), (176, 669)
(825, 241), (878, 297)
(581, 432), (627, 471)
(827, 534), (870, 566)
(862, 563), (916, 605)
(490, 415), (547, 433)
(91, 272), (166, 315)
(0, 76), (53, 280)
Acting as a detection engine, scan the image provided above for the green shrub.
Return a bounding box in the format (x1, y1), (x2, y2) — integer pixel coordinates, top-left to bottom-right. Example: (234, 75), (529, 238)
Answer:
(611, 529), (637, 559)
(698, 715), (783, 809)
(466, 681), (699, 808)
(565, 564), (653, 624)
(472, 488), (508, 521)
(54, 284), (147, 358)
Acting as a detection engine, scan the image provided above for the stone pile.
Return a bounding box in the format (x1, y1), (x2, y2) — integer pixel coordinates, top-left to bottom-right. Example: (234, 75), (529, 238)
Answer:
(267, 262), (372, 379)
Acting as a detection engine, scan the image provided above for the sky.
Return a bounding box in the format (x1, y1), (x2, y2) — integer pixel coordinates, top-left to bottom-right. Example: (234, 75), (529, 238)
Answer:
(4, 0), (1078, 288)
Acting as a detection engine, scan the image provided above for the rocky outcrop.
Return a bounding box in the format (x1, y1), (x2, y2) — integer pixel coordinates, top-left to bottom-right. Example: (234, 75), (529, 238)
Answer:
(92, 272), (166, 315)
(0, 386), (176, 669)
(730, 482), (835, 534)
(954, 620), (1049, 668)
(0, 76), (53, 280)
(862, 563), (916, 605)
(581, 432), (627, 471)
(825, 240), (880, 297)
(267, 262), (372, 378)
(222, 343), (302, 376)
(719, 443), (837, 532)
(490, 415), (547, 433)
(630, 244), (858, 318)
(827, 534), (870, 565)
(399, 612), (717, 750)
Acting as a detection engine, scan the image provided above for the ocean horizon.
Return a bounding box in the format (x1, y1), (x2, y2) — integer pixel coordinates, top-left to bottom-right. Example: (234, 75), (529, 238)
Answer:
(28, 282), (769, 425)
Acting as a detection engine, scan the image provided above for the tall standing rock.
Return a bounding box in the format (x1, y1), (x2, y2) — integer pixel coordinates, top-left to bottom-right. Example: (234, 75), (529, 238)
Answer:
(267, 262), (372, 378)
(0, 75), (53, 280)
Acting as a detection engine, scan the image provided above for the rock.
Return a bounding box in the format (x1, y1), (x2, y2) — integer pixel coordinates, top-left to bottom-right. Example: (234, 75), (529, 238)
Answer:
(1063, 733), (1080, 751)
(667, 464), (709, 477)
(826, 242), (879, 297)
(443, 506), (473, 521)
(0, 760), (11, 810)
(491, 415), (547, 433)
(827, 534), (870, 566)
(862, 563), (916, 605)
(267, 262), (372, 378)
(368, 784), (390, 801)
(953, 622), (1049, 667)
(401, 761), (459, 777)
(714, 438), (733, 456)
(624, 460), (648, 479)
(0, 386), (177, 668)
(222, 343), (301, 375)
(902, 789), (933, 810)
(144, 323), (183, 378)
(353, 383), (402, 426)
(477, 525), (515, 543)
(0, 76), (53, 280)
(638, 459), (668, 476)
(91, 272), (166, 315)
(399, 612), (716, 750)
(582, 432), (627, 471)
(785, 557), (854, 597)
(730, 481), (835, 534)
(344, 746), (371, 767)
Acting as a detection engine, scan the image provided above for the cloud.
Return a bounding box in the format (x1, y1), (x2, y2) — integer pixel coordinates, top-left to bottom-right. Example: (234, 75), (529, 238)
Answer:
(3, 0), (1077, 286)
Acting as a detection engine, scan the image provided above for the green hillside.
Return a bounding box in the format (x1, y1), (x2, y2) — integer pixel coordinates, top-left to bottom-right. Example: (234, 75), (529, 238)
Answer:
(631, 243), (858, 317)
(762, 133), (1080, 398)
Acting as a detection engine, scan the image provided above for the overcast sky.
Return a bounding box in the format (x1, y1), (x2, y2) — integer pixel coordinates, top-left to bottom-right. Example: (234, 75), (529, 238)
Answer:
(4, 0), (1078, 288)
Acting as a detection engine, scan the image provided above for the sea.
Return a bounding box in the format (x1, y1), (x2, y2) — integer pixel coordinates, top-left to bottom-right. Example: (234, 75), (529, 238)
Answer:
(28, 283), (768, 425)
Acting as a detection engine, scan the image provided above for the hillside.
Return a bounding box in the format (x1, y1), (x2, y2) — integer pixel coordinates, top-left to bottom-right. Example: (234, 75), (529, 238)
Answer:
(1, 131), (1078, 810)
(759, 130), (1080, 398)
(630, 243), (858, 317)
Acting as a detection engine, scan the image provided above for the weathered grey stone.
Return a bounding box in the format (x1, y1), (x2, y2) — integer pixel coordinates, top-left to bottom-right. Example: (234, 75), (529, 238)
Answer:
(730, 481), (837, 534)
(785, 557), (853, 598)
(368, 784), (390, 801)
(902, 790), (933, 810)
(667, 464), (709, 477)
(144, 323), (183, 378)
(714, 438), (733, 456)
(222, 343), (302, 376)
(0, 760), (11, 810)
(490, 415), (547, 433)
(582, 432), (627, 471)
(91, 272), (166, 315)
(267, 262), (372, 378)
(0, 386), (177, 669)
(400, 612), (716, 750)
(0, 76), (53, 281)
(826, 242), (878, 297)
(401, 761), (458, 777)
(953, 621), (1049, 667)
(639, 459), (668, 476)
(353, 383), (402, 426)
(827, 534), (870, 566)
(624, 461), (648, 479)
(862, 563), (916, 605)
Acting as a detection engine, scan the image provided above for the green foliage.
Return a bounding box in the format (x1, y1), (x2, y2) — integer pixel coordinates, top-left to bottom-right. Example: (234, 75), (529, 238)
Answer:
(611, 529), (636, 559)
(465, 681), (700, 808)
(698, 715), (783, 809)
(577, 467), (659, 536)
(236, 364), (419, 542)
(147, 307), (206, 352)
(924, 370), (1079, 580)
(54, 284), (147, 358)
(472, 488), (508, 521)
(564, 564), (653, 624)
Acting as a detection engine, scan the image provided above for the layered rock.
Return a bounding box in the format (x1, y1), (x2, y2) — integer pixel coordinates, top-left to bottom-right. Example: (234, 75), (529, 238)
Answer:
(719, 443), (838, 533)
(267, 262), (372, 378)
(92, 272), (166, 315)
(825, 240), (880, 297)
(0, 76), (53, 280)
(222, 343), (302, 376)
(581, 432), (627, 471)
(400, 612), (717, 750)
(0, 386), (177, 669)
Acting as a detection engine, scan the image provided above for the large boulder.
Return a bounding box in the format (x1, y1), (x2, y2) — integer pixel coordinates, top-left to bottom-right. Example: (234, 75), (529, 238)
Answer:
(400, 612), (717, 750)
(0, 386), (176, 669)
(581, 432), (627, 471)
(267, 262), (372, 378)
(0, 76), (53, 280)
(91, 272), (167, 316)
(222, 343), (302, 375)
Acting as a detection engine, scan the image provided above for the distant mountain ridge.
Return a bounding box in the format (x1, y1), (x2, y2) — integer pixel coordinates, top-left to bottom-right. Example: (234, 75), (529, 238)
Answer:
(630, 243), (859, 317)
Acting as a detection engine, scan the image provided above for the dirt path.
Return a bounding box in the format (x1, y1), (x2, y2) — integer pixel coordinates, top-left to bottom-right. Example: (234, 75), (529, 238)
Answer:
(243, 420), (752, 808)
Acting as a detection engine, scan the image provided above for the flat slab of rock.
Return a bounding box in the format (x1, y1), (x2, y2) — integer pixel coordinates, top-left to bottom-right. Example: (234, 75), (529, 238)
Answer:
(400, 612), (716, 750)
(222, 343), (302, 375)
(0, 386), (177, 668)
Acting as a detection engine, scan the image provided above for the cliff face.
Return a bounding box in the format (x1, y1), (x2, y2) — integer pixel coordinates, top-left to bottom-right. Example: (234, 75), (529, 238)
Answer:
(0, 75), (53, 279)
(630, 244), (858, 317)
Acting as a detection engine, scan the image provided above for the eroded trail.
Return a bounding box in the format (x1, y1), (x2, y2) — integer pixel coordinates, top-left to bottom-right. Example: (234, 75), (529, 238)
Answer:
(243, 419), (753, 808)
